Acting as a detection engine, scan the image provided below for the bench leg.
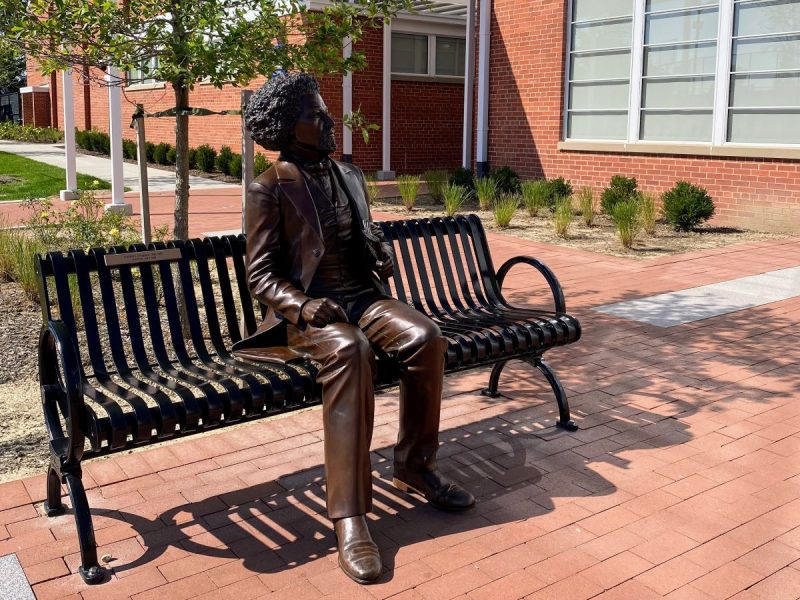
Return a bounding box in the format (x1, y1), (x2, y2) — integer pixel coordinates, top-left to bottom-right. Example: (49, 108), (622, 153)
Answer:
(531, 359), (578, 431)
(44, 465), (65, 517)
(65, 472), (105, 584)
(481, 360), (509, 398)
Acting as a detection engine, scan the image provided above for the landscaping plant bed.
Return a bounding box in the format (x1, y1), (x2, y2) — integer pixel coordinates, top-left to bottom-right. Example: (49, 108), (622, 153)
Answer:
(372, 196), (788, 260)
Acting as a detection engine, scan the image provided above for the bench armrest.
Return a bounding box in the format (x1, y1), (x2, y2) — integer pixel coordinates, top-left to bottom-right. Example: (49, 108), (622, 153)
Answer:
(496, 256), (566, 313)
(39, 319), (87, 467)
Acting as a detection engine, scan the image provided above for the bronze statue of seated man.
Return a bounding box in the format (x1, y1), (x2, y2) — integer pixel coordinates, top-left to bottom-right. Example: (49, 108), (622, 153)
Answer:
(234, 72), (475, 584)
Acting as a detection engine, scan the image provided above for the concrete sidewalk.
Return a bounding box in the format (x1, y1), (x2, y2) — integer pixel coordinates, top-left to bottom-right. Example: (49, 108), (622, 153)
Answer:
(0, 141), (238, 194)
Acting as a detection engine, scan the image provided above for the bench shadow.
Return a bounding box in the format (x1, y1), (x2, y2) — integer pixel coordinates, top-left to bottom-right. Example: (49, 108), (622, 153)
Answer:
(82, 388), (696, 584)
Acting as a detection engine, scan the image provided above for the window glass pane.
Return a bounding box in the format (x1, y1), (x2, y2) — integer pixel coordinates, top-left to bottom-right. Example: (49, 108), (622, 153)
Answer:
(640, 110), (713, 140)
(571, 50), (631, 81)
(732, 35), (800, 72)
(392, 33), (428, 74)
(734, 0), (800, 38)
(728, 109), (800, 143)
(645, 8), (719, 45)
(570, 82), (630, 109)
(644, 42), (717, 76)
(573, 0), (632, 22)
(572, 20), (633, 51)
(647, 0), (718, 11)
(642, 76), (715, 108)
(435, 37), (465, 76)
(730, 72), (800, 107)
(568, 112), (629, 139)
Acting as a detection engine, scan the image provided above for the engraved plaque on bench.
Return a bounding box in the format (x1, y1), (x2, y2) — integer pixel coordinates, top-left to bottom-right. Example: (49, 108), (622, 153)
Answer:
(103, 248), (182, 267)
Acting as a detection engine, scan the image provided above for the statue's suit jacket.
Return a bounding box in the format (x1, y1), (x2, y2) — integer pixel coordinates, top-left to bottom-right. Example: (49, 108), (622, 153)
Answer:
(231, 159), (391, 352)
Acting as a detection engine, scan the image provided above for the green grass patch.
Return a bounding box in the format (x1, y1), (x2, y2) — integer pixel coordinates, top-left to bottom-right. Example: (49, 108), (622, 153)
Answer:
(0, 151), (112, 201)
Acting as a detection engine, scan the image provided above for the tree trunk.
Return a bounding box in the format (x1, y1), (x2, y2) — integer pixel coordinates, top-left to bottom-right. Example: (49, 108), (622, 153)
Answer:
(173, 83), (190, 241)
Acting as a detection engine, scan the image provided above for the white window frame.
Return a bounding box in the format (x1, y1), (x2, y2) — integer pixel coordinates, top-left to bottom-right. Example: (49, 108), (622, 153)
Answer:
(561, 0), (800, 156)
(126, 56), (162, 89)
(391, 30), (466, 79)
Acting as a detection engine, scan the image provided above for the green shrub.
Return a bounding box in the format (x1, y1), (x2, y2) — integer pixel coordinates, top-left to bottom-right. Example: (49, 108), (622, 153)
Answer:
(611, 199), (642, 248)
(575, 187), (595, 226)
(662, 181), (715, 231)
(640, 192), (657, 235)
(450, 167), (475, 191)
(490, 166), (521, 194)
(188, 148), (198, 170)
(0, 122), (63, 143)
(546, 177), (573, 208)
(364, 174), (380, 205)
(194, 144), (217, 172)
(473, 176), (497, 210)
(396, 175), (420, 211)
(601, 175), (639, 214)
(216, 145), (234, 174)
(442, 183), (467, 216)
(74, 129), (89, 150)
(145, 142), (156, 163)
(254, 153), (271, 176)
(521, 180), (549, 217)
(0, 225), (47, 301)
(423, 170), (448, 204)
(553, 196), (572, 238)
(166, 146), (177, 165)
(153, 142), (171, 165)
(228, 153), (243, 180)
(122, 139), (137, 160)
(492, 193), (518, 228)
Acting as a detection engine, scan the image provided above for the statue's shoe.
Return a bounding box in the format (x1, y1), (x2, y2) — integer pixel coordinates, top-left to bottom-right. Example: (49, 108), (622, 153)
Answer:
(334, 515), (382, 584)
(392, 469), (476, 512)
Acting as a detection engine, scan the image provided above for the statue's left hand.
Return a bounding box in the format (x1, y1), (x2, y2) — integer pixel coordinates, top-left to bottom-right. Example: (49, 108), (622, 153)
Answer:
(375, 254), (394, 280)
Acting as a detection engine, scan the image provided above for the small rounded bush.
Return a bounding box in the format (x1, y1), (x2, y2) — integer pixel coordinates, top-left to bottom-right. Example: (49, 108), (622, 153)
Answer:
(188, 148), (198, 170)
(166, 146), (177, 165)
(601, 175), (639, 214)
(194, 144), (217, 172)
(254, 153), (271, 176)
(545, 177), (573, 208)
(450, 166), (475, 191)
(122, 139), (137, 160)
(490, 166), (521, 194)
(145, 142), (156, 163)
(216, 145), (234, 175)
(228, 153), (243, 180)
(662, 181), (715, 231)
(153, 143), (171, 165)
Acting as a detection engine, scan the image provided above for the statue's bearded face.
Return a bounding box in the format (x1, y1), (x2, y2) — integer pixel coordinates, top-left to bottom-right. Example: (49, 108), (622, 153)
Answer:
(293, 93), (337, 155)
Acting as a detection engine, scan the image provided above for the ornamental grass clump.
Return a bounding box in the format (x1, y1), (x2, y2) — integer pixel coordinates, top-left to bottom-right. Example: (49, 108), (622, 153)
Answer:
(397, 175), (420, 211)
(576, 186), (595, 226)
(662, 181), (715, 231)
(442, 183), (467, 216)
(474, 176), (498, 210)
(492, 193), (518, 228)
(553, 196), (572, 238)
(0, 224), (47, 301)
(365, 174), (380, 205)
(611, 199), (642, 249)
(423, 170), (448, 204)
(640, 192), (658, 235)
(521, 180), (549, 217)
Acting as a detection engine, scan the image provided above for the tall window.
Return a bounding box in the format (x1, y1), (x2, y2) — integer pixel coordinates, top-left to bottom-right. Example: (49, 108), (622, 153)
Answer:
(564, 0), (800, 147)
(391, 32), (466, 77)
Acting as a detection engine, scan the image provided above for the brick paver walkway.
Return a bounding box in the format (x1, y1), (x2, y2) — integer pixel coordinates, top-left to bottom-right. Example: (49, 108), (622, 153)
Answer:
(2, 188), (800, 599)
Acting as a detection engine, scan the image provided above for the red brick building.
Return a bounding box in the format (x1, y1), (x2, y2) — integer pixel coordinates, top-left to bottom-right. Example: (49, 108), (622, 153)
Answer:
(23, 0), (800, 232)
(482, 0), (800, 232)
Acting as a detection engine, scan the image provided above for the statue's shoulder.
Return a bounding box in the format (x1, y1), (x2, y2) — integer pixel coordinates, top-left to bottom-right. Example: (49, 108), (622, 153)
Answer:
(250, 160), (298, 191)
(332, 159), (363, 180)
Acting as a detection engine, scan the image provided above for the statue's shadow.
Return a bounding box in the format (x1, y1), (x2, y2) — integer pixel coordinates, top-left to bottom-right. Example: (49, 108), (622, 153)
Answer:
(84, 393), (695, 583)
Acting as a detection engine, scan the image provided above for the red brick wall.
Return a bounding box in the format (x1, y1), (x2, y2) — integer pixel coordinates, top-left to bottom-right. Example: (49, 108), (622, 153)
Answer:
(26, 26), (465, 177)
(486, 0), (800, 233)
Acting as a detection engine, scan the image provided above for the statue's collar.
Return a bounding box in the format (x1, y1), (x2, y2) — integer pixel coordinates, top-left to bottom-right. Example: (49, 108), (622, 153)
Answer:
(278, 150), (331, 174)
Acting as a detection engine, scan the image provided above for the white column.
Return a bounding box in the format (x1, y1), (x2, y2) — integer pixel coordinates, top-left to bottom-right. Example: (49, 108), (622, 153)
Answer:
(476, 0), (492, 178)
(241, 89), (254, 234)
(627, 0), (646, 143)
(60, 69), (78, 201)
(105, 66), (132, 214)
(378, 20), (395, 180)
(342, 35), (354, 162)
(462, 0), (476, 169)
(712, 0), (735, 146)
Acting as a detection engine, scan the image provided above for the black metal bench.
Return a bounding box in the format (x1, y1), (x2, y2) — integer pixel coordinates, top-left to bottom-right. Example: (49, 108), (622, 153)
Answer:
(35, 214), (580, 584)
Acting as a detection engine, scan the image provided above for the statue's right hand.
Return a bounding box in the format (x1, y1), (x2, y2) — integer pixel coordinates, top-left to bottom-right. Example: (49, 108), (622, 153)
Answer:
(301, 298), (348, 327)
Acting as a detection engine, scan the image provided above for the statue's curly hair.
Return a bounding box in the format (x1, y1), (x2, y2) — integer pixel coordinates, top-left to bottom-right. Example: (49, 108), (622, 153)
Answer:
(244, 72), (320, 151)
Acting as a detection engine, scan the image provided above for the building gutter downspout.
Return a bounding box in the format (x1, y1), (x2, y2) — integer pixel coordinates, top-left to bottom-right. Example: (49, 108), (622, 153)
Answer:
(475, 0), (491, 178)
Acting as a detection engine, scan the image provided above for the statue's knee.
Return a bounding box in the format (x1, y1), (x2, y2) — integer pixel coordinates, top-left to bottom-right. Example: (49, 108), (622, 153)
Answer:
(408, 319), (445, 353)
(329, 324), (371, 363)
